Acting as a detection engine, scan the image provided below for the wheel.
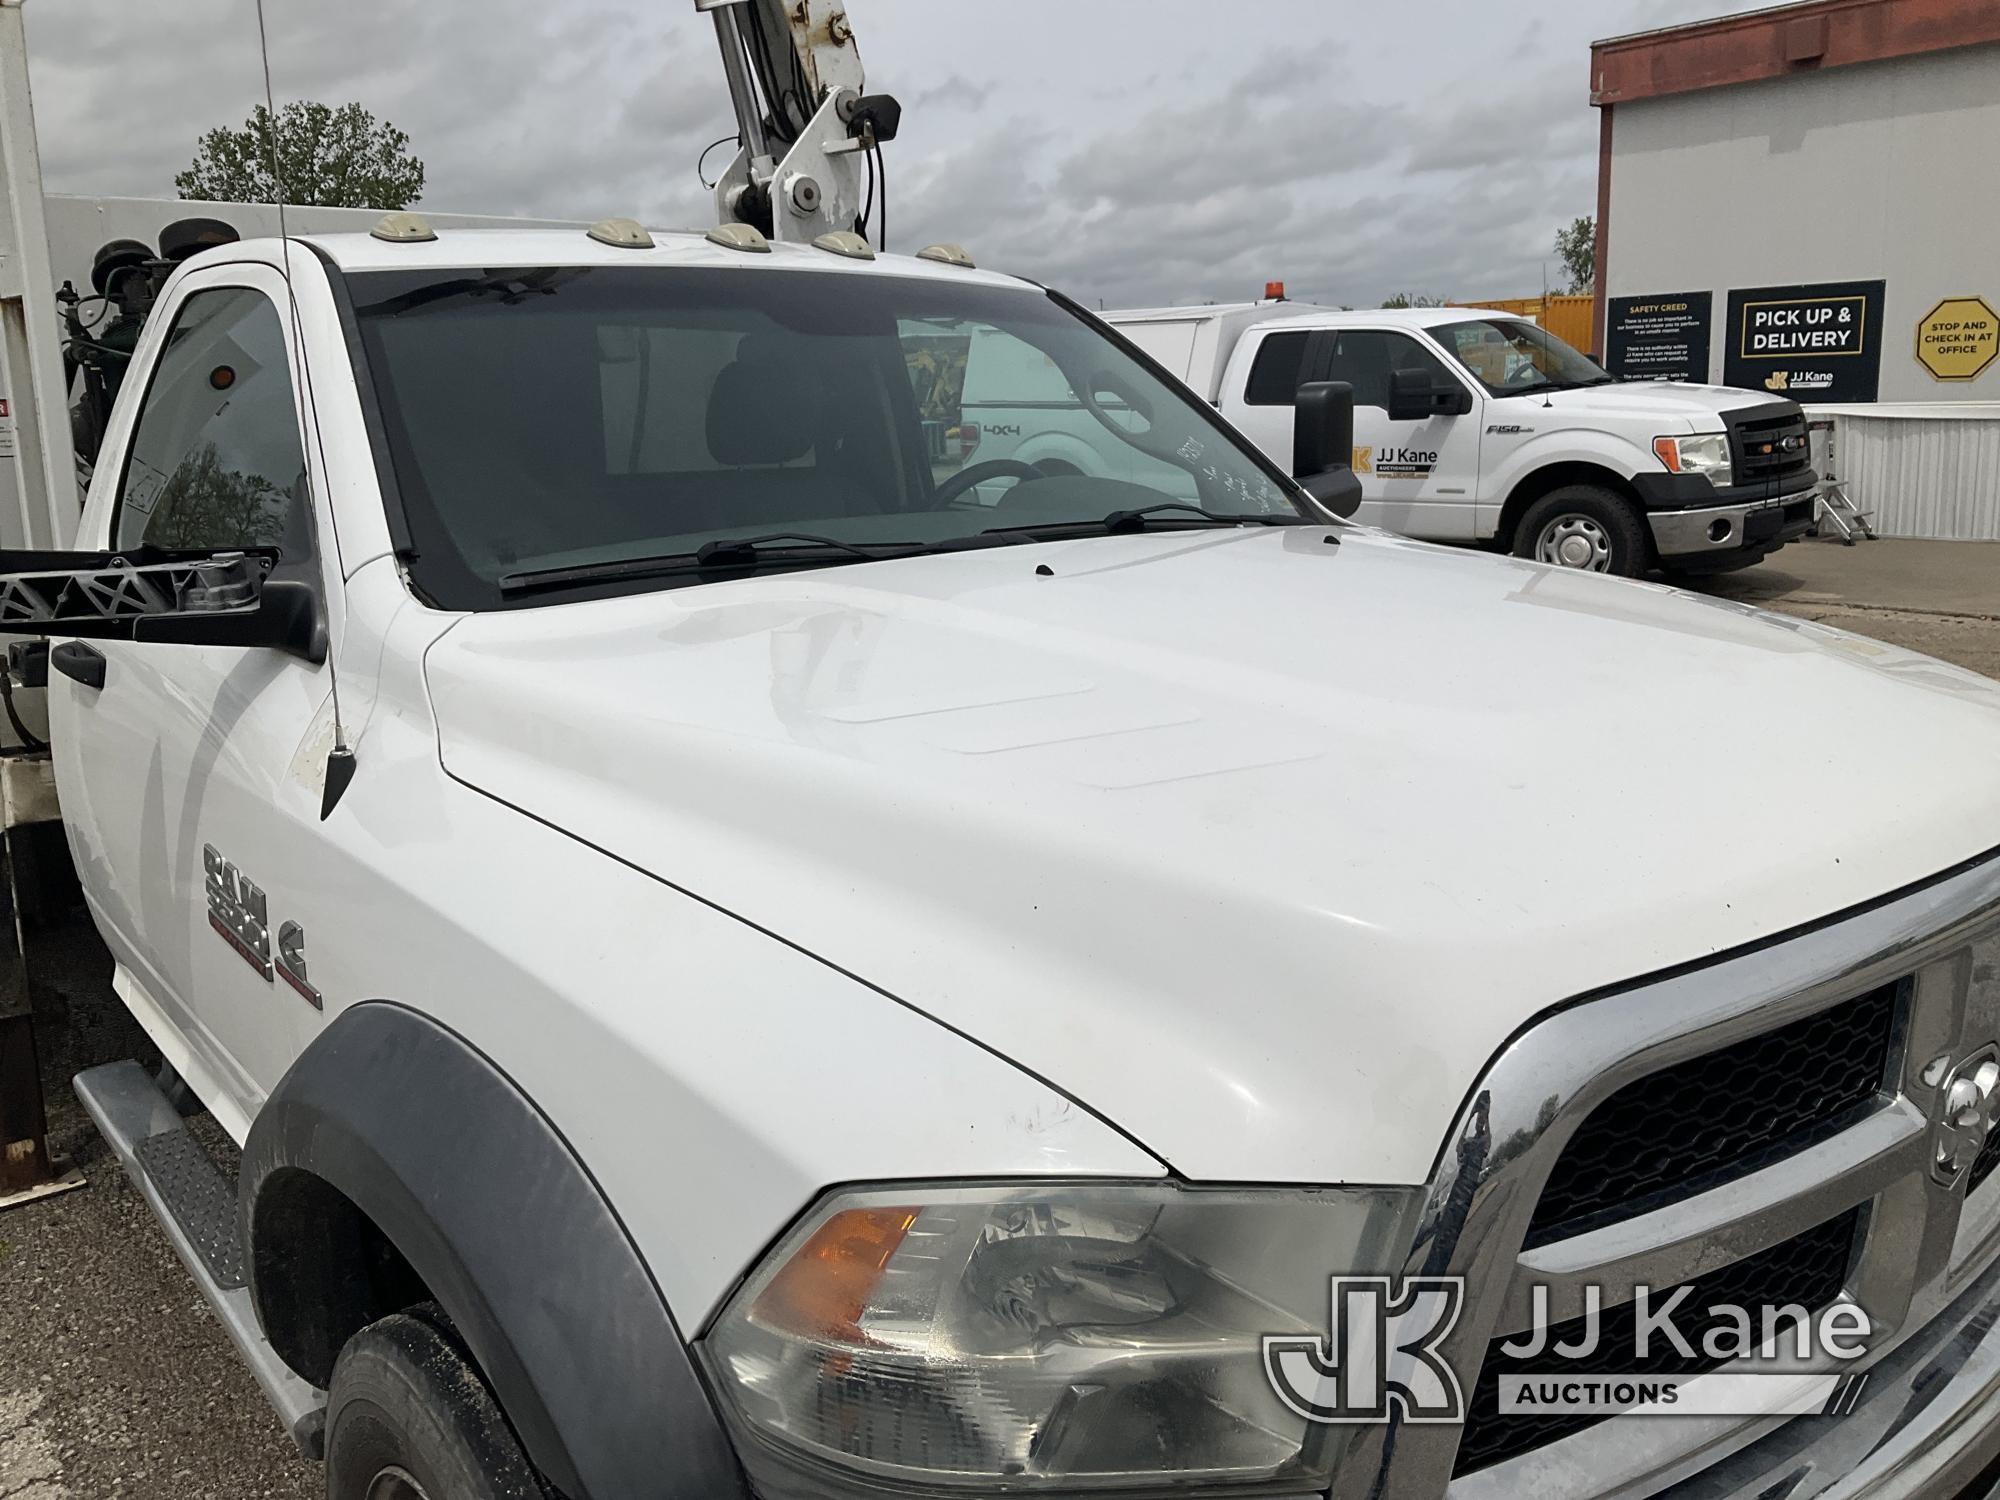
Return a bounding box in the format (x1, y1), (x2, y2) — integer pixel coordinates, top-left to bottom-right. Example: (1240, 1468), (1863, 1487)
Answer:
(1511, 486), (1650, 577)
(324, 1309), (547, 1500)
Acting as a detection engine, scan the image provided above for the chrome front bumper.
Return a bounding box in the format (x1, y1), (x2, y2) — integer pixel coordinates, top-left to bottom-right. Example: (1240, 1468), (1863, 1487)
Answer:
(1659, 1242), (2000, 1498)
(1648, 490), (1824, 560)
(1647, 488), (1818, 558)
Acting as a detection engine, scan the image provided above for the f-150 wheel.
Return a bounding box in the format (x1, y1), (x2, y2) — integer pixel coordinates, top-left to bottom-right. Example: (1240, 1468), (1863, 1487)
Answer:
(324, 1308), (546, 1500)
(1512, 486), (1649, 577)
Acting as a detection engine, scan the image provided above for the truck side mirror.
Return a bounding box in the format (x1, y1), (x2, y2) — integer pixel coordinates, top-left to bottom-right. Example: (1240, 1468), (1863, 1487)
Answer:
(0, 548), (323, 661)
(1387, 367), (1471, 422)
(1293, 380), (1362, 519)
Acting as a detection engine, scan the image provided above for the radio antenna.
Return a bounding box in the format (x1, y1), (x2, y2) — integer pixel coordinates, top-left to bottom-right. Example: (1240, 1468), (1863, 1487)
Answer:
(253, 0), (357, 819)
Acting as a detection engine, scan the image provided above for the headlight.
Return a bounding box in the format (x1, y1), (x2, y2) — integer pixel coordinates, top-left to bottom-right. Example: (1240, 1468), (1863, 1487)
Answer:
(701, 1180), (1420, 1498)
(1652, 432), (1733, 482)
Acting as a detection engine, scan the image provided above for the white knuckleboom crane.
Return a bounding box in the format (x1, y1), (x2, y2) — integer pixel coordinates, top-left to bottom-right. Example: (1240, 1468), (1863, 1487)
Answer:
(697, 0), (902, 248)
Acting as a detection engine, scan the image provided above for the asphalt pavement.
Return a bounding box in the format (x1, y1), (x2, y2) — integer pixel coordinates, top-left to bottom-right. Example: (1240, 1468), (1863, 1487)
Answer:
(1688, 535), (2000, 679)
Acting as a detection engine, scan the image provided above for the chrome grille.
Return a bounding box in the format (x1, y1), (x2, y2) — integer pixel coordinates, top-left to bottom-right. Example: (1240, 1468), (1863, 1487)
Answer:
(1526, 985), (1896, 1246)
(1324, 853), (2000, 1500)
(1456, 1207), (1862, 1475)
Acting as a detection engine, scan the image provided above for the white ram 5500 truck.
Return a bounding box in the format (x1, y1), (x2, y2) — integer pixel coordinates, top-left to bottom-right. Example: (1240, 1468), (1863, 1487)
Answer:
(1106, 302), (1820, 577)
(21, 225), (2000, 1500)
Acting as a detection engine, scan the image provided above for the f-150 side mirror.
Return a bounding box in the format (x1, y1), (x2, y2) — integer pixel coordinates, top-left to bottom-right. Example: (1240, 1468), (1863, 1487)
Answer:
(1293, 380), (1362, 519)
(0, 548), (324, 662)
(1387, 367), (1473, 422)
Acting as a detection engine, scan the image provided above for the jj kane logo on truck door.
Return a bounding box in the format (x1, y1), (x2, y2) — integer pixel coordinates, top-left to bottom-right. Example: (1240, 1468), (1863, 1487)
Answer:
(203, 845), (321, 1008)
(1353, 447), (1437, 478)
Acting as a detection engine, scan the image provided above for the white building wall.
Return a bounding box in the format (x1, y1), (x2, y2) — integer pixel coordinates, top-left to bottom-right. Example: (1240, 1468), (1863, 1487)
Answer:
(1607, 44), (2000, 537)
(1606, 42), (2000, 405)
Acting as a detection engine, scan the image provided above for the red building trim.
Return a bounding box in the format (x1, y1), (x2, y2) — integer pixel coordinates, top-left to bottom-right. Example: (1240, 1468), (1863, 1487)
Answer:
(1591, 0), (2000, 107)
(1592, 107), (1612, 359)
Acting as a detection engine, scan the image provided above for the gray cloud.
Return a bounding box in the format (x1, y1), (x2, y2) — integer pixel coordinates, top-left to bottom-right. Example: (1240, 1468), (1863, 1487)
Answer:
(23, 0), (1769, 309)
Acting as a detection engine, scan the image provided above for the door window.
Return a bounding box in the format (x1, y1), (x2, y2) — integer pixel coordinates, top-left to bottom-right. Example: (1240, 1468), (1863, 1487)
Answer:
(1242, 331), (1312, 406)
(1324, 331), (1454, 411)
(114, 288), (312, 556)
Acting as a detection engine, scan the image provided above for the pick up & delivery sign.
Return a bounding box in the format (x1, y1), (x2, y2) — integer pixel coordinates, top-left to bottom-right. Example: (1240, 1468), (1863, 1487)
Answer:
(1723, 280), (1885, 402)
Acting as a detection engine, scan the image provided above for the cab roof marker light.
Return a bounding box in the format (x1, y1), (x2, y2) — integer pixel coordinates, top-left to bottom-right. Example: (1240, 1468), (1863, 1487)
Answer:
(706, 223), (772, 254)
(587, 217), (655, 250)
(811, 230), (875, 261)
(917, 243), (976, 269)
(370, 212), (437, 244)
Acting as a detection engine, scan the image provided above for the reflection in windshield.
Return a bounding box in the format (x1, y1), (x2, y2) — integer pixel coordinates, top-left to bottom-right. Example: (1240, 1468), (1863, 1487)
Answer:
(1432, 319), (1612, 397)
(350, 266), (1304, 609)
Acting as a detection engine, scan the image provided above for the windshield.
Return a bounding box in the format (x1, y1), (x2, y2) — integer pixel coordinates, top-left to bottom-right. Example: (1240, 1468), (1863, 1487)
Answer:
(1430, 318), (1612, 397)
(347, 266), (1304, 608)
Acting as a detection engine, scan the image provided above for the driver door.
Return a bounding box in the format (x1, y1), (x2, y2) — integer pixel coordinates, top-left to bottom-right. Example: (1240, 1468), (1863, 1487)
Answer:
(51, 266), (337, 1136)
(1321, 329), (1482, 541)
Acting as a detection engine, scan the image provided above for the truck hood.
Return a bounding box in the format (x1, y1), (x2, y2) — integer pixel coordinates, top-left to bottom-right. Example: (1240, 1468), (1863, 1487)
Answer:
(423, 529), (2000, 1185)
(1507, 380), (1785, 430)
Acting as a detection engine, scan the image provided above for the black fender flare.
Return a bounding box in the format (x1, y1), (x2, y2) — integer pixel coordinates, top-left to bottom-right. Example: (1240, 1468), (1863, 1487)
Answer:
(241, 1002), (745, 1500)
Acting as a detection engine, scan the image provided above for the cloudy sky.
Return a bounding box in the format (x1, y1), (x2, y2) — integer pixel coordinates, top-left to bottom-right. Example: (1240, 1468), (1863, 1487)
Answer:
(25, 0), (1768, 309)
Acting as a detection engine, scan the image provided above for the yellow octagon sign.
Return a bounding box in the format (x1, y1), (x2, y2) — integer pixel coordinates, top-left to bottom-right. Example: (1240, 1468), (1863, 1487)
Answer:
(1915, 296), (2000, 382)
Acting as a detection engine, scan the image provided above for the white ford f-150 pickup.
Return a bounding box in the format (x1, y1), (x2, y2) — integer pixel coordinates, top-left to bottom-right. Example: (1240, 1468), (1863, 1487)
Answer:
(1104, 302), (1821, 578)
(26, 223), (2000, 1500)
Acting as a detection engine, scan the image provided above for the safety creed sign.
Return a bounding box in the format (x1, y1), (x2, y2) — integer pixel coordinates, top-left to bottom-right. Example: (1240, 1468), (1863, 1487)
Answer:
(1915, 297), (1999, 382)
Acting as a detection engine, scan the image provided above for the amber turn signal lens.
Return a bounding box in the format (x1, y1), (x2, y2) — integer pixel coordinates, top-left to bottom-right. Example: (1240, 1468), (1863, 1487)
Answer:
(1653, 436), (1681, 472)
(749, 1206), (918, 1341)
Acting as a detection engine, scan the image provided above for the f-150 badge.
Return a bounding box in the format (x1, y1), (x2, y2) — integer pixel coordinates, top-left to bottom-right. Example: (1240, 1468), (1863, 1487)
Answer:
(203, 845), (322, 1009)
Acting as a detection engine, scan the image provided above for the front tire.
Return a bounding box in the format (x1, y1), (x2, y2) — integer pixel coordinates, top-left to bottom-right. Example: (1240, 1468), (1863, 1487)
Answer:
(324, 1309), (547, 1500)
(1512, 486), (1650, 577)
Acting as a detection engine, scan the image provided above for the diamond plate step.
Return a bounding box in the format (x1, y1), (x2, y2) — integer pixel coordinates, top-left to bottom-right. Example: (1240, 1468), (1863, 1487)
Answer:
(132, 1128), (246, 1289)
(74, 1060), (325, 1455)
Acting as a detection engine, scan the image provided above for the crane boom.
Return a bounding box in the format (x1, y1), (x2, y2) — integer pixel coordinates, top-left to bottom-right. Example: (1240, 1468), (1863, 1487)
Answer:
(697, 0), (898, 246)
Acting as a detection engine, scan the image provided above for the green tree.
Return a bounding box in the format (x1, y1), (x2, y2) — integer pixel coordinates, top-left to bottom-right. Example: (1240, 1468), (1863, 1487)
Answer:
(141, 442), (298, 552)
(1554, 216), (1596, 294)
(175, 102), (425, 209)
(1380, 292), (1449, 309)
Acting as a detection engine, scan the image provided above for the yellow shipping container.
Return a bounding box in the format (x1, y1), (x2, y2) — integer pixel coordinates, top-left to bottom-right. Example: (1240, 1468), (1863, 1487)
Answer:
(1451, 295), (1597, 357)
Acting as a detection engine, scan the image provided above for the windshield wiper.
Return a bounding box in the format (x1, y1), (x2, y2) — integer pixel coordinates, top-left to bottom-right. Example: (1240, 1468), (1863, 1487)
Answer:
(691, 532), (911, 568)
(983, 503), (1311, 540)
(1500, 375), (1616, 397)
(498, 533), (922, 594)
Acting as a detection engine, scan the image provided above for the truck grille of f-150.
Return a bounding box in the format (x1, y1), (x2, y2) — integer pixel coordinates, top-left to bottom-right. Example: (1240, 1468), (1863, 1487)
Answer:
(1455, 1207), (1862, 1475)
(1525, 984), (1897, 1246)
(1726, 404), (1815, 490)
